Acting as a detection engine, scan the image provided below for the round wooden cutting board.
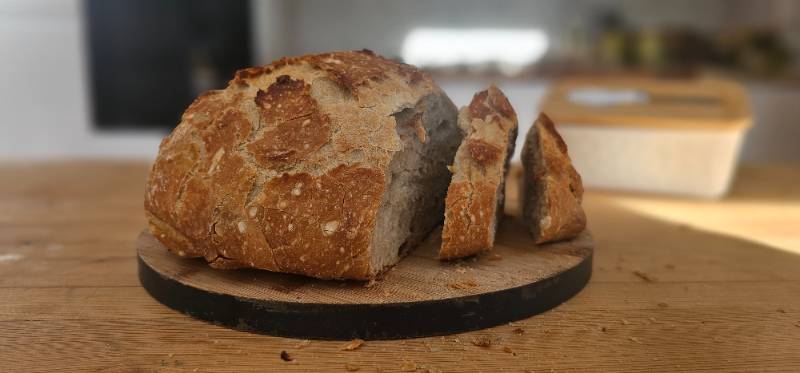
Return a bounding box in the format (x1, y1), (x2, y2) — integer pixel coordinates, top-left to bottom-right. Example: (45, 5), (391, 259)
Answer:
(138, 217), (593, 340)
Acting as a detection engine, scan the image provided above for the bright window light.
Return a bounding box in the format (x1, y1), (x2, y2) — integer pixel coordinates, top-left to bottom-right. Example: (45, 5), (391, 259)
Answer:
(401, 28), (549, 74)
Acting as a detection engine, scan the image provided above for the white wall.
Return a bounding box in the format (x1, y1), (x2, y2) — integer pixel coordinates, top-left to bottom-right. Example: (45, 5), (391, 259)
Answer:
(0, 0), (162, 160)
(278, 0), (729, 59)
(0, 0), (797, 162)
(743, 84), (800, 162)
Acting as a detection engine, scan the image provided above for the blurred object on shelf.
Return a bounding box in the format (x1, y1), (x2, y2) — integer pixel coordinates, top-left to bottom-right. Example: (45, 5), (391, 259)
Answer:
(637, 29), (664, 72)
(716, 27), (793, 77)
(541, 77), (752, 198)
(578, 11), (794, 79)
(426, 8), (795, 82)
(596, 11), (630, 70)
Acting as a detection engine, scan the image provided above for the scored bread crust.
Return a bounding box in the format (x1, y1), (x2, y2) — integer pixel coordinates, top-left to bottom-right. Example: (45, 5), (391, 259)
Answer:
(440, 86), (518, 260)
(521, 113), (586, 244)
(144, 50), (459, 280)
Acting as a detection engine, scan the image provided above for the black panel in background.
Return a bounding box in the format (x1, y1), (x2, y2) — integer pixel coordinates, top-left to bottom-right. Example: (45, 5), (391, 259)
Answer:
(86, 0), (251, 131)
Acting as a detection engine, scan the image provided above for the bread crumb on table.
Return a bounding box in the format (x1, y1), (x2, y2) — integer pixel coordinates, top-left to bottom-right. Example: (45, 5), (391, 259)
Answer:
(512, 327), (526, 335)
(628, 337), (643, 344)
(294, 339), (311, 349)
(448, 279), (478, 290)
(340, 339), (365, 351)
(471, 336), (492, 348)
(400, 361), (417, 371)
(280, 351), (293, 361)
(633, 270), (658, 282)
(419, 366), (441, 373)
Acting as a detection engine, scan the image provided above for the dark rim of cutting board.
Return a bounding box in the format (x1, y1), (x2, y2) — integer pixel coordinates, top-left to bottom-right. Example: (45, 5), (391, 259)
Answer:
(138, 248), (592, 340)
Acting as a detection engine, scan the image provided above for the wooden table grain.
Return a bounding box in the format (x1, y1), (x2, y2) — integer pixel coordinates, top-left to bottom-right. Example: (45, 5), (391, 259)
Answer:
(1, 161), (799, 372)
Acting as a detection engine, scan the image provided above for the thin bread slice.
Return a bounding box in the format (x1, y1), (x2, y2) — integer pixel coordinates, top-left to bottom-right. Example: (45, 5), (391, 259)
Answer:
(440, 86), (518, 260)
(521, 113), (586, 244)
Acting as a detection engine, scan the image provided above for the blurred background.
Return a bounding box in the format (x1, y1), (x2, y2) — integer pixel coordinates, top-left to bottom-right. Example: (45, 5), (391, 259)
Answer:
(1, 0), (798, 192)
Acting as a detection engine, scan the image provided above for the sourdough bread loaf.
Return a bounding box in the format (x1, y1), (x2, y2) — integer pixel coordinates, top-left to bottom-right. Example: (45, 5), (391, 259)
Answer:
(144, 50), (461, 280)
(440, 86), (518, 260)
(520, 113), (586, 244)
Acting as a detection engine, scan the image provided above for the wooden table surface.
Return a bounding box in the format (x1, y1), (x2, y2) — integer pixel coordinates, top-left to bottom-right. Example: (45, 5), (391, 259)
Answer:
(1, 161), (799, 372)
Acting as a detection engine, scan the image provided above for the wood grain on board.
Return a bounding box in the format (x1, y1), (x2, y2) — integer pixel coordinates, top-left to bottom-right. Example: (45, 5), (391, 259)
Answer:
(138, 225), (591, 305)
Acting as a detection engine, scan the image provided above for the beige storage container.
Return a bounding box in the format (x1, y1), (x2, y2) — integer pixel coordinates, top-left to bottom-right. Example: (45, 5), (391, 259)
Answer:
(541, 77), (752, 198)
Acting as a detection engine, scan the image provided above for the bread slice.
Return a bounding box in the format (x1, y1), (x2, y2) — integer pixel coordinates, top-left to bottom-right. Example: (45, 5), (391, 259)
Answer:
(144, 50), (462, 280)
(520, 113), (586, 244)
(440, 86), (518, 260)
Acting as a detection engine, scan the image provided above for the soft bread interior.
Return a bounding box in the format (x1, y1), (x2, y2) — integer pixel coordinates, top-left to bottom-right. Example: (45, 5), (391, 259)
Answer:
(369, 93), (461, 273)
(488, 123), (518, 244)
(521, 123), (548, 235)
(521, 114), (586, 243)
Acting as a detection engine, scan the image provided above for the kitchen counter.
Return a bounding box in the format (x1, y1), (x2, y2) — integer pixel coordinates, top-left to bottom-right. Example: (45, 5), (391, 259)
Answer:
(1, 162), (799, 372)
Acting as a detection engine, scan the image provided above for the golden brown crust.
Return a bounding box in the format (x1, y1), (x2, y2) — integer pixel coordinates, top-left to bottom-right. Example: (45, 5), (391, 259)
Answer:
(467, 87), (517, 121)
(440, 181), (497, 259)
(521, 113), (586, 244)
(228, 50), (425, 93)
(145, 50), (448, 280)
(536, 112), (569, 155)
(248, 75), (331, 167)
(467, 139), (502, 166)
(440, 86), (518, 259)
(251, 165), (384, 279)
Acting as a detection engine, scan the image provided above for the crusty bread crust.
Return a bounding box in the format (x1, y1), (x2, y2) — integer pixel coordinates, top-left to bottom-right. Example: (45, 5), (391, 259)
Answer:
(440, 86), (518, 259)
(144, 50), (457, 280)
(521, 113), (586, 244)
